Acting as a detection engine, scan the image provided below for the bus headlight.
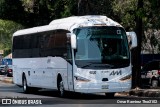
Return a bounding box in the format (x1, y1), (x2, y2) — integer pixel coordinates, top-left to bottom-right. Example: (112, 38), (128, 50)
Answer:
(74, 76), (90, 82)
(120, 74), (132, 81)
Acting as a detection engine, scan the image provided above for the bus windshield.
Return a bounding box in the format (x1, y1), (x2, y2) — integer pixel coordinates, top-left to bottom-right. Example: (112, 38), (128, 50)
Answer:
(73, 26), (130, 69)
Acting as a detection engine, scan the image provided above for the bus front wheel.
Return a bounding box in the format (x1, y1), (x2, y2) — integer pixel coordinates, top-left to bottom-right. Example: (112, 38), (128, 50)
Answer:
(105, 93), (115, 98)
(58, 79), (66, 97)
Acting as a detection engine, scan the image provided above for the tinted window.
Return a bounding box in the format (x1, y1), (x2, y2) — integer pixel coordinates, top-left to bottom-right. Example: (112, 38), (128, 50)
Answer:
(12, 30), (70, 58)
(13, 36), (24, 49)
(39, 30), (69, 57)
(142, 61), (160, 71)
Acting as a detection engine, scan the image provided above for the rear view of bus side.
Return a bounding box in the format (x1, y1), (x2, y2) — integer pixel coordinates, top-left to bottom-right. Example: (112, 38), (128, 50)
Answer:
(12, 15), (137, 97)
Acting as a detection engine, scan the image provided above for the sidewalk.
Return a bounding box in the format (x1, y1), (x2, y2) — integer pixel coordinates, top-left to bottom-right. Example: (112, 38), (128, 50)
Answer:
(129, 88), (160, 97)
(0, 75), (13, 84)
(116, 87), (160, 98)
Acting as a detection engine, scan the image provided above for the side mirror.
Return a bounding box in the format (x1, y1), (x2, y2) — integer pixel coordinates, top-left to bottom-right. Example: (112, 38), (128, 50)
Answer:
(126, 32), (137, 49)
(67, 33), (77, 49)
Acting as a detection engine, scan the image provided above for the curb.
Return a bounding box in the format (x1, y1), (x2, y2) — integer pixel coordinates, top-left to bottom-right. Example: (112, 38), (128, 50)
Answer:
(0, 75), (13, 84)
(116, 92), (129, 97)
(129, 89), (160, 97)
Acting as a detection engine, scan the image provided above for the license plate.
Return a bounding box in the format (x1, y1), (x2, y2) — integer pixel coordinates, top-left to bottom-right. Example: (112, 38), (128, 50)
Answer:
(102, 85), (109, 89)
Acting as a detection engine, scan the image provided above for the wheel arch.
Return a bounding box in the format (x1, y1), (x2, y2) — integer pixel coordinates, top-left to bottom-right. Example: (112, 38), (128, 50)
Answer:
(57, 73), (62, 89)
(22, 72), (26, 85)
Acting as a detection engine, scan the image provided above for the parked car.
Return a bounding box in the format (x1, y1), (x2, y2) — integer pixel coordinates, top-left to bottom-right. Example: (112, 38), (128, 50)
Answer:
(0, 65), (6, 75)
(141, 60), (160, 88)
(6, 65), (13, 77)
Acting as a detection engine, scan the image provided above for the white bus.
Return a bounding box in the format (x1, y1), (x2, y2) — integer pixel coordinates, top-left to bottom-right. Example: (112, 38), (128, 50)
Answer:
(12, 15), (137, 97)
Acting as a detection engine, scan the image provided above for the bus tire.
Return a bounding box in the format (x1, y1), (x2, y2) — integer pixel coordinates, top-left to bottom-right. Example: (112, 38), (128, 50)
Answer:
(22, 75), (30, 93)
(105, 93), (115, 98)
(58, 79), (66, 97)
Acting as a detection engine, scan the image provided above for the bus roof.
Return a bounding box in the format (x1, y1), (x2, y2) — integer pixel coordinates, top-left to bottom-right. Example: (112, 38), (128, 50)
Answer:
(13, 15), (122, 36)
(13, 25), (57, 36)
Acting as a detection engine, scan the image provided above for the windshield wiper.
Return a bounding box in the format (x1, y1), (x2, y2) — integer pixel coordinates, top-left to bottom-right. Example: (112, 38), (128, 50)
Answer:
(81, 63), (114, 69)
(94, 64), (114, 68)
(81, 63), (93, 68)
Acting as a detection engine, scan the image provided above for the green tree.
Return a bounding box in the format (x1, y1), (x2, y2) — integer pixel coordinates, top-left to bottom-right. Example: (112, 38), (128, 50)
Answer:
(112, 0), (138, 30)
(77, 0), (113, 17)
(21, 0), (76, 26)
(21, 0), (47, 26)
(0, 0), (25, 24)
(0, 20), (24, 56)
(47, 0), (78, 19)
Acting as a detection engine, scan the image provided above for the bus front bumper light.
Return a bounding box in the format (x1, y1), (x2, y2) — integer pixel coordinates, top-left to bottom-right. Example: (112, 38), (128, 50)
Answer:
(120, 74), (132, 81)
(74, 76), (90, 82)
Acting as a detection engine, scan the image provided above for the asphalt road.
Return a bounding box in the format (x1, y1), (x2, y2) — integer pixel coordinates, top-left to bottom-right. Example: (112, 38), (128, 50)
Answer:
(0, 81), (160, 107)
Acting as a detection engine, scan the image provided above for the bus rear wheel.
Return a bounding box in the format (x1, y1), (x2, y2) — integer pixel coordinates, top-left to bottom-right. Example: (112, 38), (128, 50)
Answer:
(22, 76), (30, 93)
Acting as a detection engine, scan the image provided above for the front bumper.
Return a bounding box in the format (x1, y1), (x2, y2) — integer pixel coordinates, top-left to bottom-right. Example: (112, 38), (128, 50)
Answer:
(74, 81), (131, 93)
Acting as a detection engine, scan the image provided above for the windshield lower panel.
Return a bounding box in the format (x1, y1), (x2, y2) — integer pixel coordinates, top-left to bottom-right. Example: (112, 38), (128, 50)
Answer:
(73, 26), (130, 69)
